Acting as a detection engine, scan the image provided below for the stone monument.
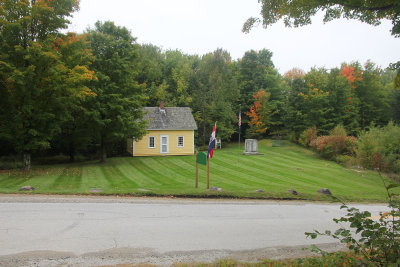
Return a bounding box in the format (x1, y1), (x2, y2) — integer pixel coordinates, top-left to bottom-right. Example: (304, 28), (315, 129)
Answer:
(244, 139), (259, 154)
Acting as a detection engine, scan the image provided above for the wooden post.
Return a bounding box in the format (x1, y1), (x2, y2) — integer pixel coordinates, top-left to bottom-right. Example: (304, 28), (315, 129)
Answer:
(206, 158), (210, 189)
(195, 153), (198, 188)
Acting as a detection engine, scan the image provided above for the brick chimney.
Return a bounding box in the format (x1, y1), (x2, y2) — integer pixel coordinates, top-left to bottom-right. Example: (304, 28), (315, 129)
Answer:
(159, 101), (166, 114)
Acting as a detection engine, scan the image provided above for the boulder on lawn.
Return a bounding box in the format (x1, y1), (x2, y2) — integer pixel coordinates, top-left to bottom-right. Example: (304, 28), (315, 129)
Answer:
(89, 188), (103, 193)
(317, 188), (332, 196)
(255, 189), (264, 193)
(288, 189), (298, 195)
(19, 186), (34, 191)
(208, 186), (222, 192)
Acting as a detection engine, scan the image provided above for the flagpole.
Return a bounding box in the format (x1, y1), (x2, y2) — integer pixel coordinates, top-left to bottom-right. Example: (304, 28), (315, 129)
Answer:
(206, 121), (216, 190)
(238, 105), (241, 163)
(206, 158), (209, 189)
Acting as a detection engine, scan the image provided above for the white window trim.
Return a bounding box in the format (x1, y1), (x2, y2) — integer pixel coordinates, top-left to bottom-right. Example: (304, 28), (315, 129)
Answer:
(177, 135), (184, 148)
(148, 136), (156, 148)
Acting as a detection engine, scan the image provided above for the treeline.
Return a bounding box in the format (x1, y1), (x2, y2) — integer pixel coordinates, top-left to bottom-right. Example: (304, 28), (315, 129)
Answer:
(137, 45), (399, 141)
(1, 1), (399, 170)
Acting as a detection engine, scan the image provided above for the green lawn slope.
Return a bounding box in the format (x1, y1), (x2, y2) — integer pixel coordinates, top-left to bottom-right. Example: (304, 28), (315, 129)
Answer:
(0, 140), (397, 202)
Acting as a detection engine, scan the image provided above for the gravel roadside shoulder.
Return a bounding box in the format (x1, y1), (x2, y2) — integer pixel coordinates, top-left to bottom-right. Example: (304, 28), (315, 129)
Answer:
(0, 243), (347, 267)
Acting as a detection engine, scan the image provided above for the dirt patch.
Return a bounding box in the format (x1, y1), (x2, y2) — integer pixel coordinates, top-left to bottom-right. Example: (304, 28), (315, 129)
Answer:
(0, 243), (346, 267)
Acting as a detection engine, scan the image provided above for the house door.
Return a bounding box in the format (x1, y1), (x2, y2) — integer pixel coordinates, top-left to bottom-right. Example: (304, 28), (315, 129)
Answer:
(160, 135), (169, 154)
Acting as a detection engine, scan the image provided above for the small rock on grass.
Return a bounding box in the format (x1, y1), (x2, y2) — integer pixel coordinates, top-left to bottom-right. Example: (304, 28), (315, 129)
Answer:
(89, 188), (103, 193)
(288, 189), (298, 195)
(317, 188), (332, 196)
(19, 185), (34, 191)
(208, 186), (222, 192)
(255, 189), (264, 193)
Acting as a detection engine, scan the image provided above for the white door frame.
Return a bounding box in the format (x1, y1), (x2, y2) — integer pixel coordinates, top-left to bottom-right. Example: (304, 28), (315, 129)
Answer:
(160, 135), (169, 154)
(132, 137), (135, 155)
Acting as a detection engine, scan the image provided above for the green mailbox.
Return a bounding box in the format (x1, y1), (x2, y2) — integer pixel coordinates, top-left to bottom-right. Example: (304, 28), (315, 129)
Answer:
(196, 152), (207, 166)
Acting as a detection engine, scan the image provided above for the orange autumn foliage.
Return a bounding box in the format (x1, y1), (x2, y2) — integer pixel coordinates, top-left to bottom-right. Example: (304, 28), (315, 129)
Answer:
(341, 65), (362, 88)
(52, 33), (82, 51)
(245, 90), (270, 133)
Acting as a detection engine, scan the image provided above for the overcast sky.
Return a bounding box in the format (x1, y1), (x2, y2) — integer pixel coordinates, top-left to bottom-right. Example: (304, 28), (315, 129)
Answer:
(67, 0), (400, 75)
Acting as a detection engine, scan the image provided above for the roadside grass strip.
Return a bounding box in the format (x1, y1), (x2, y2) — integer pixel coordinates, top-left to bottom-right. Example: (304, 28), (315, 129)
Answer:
(0, 140), (398, 201)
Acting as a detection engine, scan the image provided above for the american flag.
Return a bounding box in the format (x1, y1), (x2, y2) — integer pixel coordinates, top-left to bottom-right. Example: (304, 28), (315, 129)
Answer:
(238, 111), (241, 133)
(207, 122), (217, 159)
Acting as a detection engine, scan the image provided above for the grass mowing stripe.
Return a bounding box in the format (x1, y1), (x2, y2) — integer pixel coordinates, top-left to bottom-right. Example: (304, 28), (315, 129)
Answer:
(51, 166), (82, 190)
(211, 157), (287, 188)
(154, 158), (194, 186)
(123, 158), (163, 187)
(80, 164), (111, 191)
(100, 164), (138, 192)
(131, 157), (170, 186)
(235, 148), (389, 196)
(118, 158), (161, 188)
(1, 139), (398, 201)
(218, 158), (312, 189)
(107, 158), (140, 188)
(208, 162), (274, 189)
(151, 157), (193, 185)
(223, 154), (373, 195)
(220, 153), (324, 188)
(133, 158), (184, 186)
(266, 149), (322, 166)
(0, 175), (29, 188)
(233, 153), (365, 190)
(87, 163), (112, 189)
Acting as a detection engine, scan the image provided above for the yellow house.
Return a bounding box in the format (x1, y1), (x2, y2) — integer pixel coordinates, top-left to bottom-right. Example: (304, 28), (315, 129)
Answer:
(127, 104), (197, 156)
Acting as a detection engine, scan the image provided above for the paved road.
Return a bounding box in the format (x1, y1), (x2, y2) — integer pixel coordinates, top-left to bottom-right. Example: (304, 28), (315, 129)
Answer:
(0, 195), (389, 266)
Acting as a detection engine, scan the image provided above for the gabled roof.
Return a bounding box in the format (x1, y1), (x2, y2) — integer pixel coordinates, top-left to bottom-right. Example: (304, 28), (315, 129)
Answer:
(143, 107), (198, 130)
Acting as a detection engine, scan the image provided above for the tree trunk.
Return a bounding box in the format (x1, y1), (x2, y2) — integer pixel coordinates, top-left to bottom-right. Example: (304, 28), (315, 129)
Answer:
(100, 137), (107, 163)
(202, 104), (206, 146)
(23, 153), (31, 171)
(69, 141), (75, 163)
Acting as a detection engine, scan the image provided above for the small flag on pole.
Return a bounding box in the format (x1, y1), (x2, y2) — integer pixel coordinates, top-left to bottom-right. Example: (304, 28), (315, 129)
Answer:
(238, 111), (241, 133)
(207, 122), (217, 159)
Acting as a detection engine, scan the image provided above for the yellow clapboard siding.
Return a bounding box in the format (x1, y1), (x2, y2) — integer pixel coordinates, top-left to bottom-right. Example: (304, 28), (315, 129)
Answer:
(133, 130), (194, 156)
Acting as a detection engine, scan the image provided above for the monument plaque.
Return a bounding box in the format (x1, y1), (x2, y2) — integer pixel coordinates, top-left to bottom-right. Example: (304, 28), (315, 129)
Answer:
(244, 139), (258, 154)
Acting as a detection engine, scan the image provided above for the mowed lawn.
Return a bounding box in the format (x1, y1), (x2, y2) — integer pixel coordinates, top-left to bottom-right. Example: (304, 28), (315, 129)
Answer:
(0, 140), (397, 201)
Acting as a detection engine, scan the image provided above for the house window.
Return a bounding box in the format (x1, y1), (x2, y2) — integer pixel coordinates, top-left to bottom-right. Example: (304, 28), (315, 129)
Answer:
(148, 136), (155, 148)
(177, 136), (184, 148)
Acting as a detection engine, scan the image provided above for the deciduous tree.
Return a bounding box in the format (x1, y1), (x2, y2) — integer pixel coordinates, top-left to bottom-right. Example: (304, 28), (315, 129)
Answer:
(245, 90), (272, 138)
(86, 21), (146, 162)
(243, 0), (400, 37)
(0, 0), (94, 170)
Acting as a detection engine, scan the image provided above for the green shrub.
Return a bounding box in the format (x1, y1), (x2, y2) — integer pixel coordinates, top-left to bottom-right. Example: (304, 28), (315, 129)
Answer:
(287, 131), (298, 144)
(299, 126), (317, 147)
(329, 124), (347, 137)
(0, 156), (23, 170)
(356, 122), (400, 173)
(306, 178), (400, 266)
(310, 125), (357, 160)
(335, 155), (355, 167)
(311, 135), (357, 160)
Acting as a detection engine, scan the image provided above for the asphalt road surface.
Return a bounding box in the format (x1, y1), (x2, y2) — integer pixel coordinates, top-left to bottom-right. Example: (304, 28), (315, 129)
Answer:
(0, 195), (389, 266)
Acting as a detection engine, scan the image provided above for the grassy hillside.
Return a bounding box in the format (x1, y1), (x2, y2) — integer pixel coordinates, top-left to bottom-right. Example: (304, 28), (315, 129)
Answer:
(0, 140), (396, 201)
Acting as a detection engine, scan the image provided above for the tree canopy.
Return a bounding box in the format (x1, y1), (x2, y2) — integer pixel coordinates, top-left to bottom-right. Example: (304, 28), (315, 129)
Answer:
(243, 0), (400, 37)
(1, 1), (399, 169)
(86, 21), (146, 162)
